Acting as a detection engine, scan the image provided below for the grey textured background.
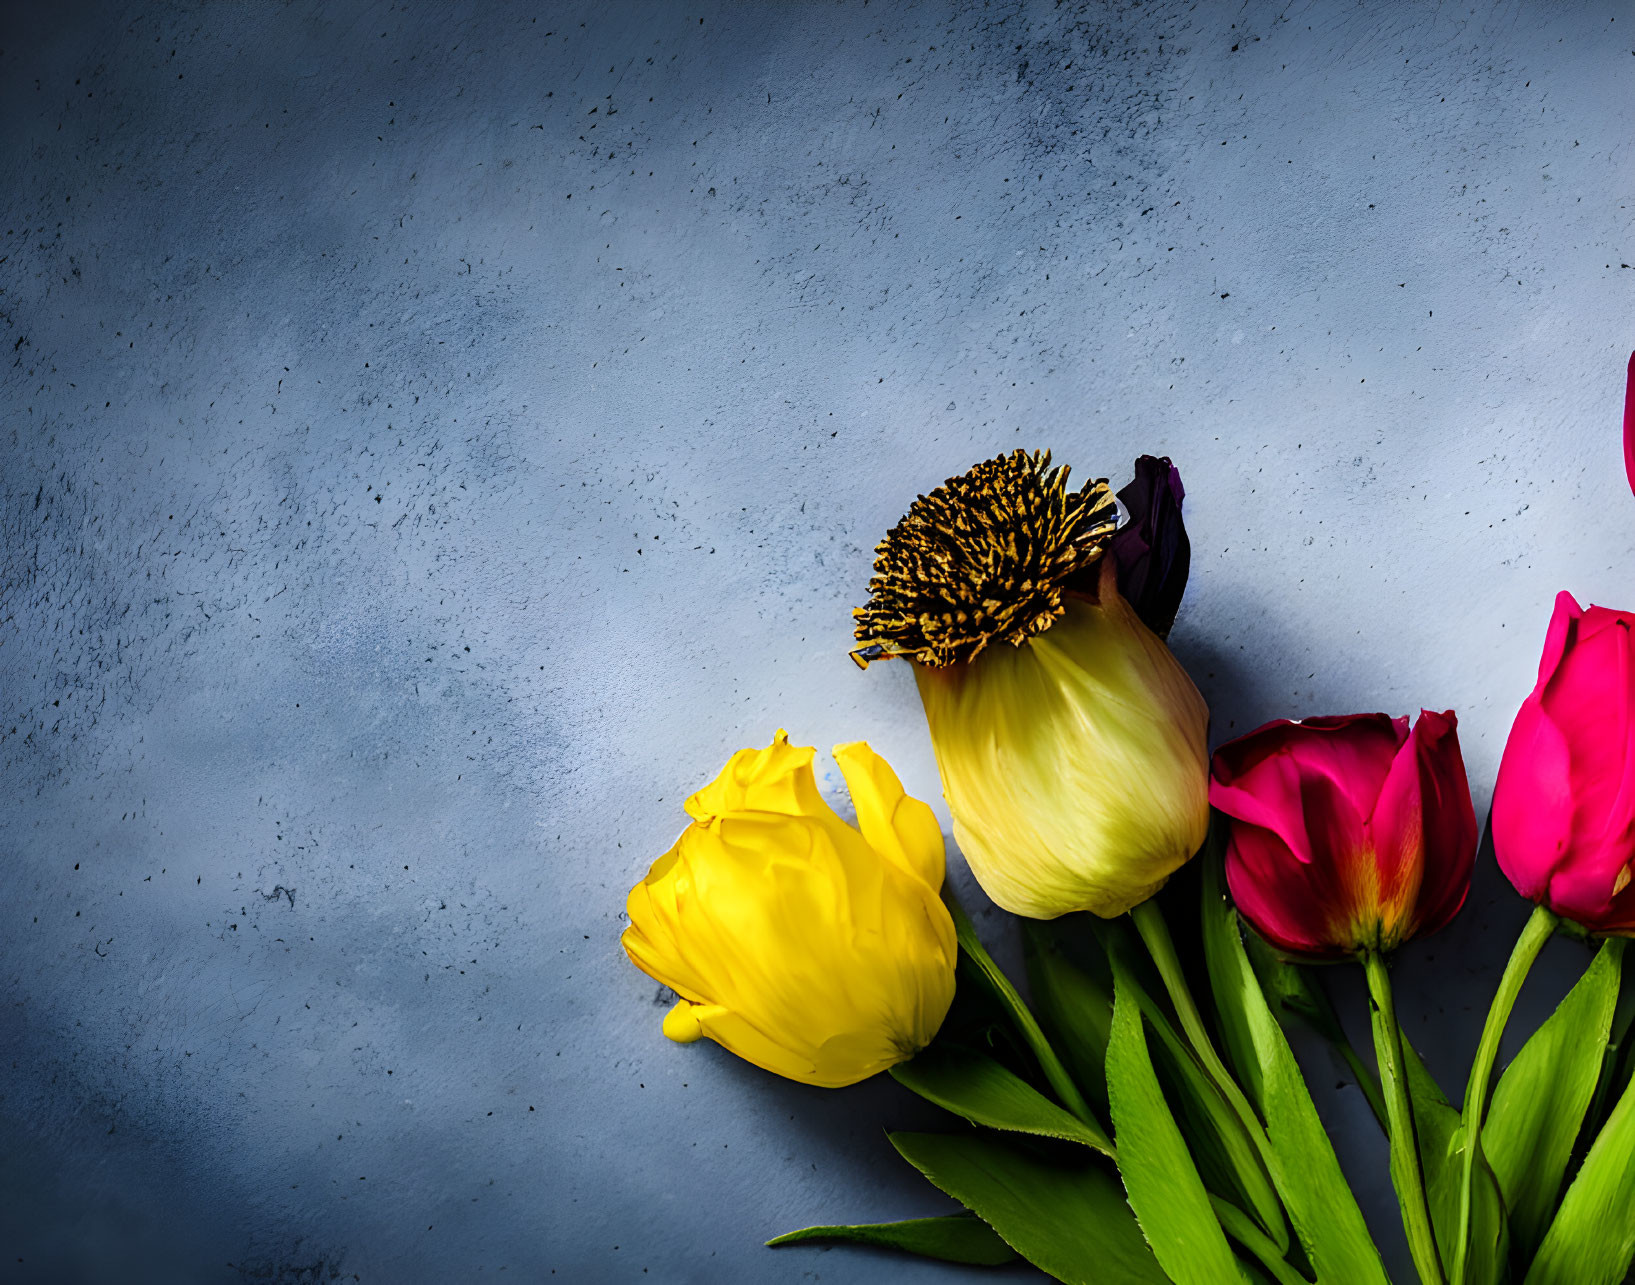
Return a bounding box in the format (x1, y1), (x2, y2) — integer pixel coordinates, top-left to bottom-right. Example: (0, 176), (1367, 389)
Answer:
(2, 1), (1632, 1281)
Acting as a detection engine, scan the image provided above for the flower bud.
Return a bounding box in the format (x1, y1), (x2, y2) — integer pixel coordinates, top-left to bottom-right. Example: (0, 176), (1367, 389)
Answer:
(1493, 592), (1635, 934)
(622, 732), (956, 1087)
(1209, 711), (1476, 957)
(852, 450), (1209, 919)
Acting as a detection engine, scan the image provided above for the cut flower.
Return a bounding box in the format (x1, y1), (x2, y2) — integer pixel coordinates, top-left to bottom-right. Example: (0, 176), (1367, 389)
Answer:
(854, 450), (1209, 919)
(622, 732), (956, 1087)
(1210, 710), (1477, 957)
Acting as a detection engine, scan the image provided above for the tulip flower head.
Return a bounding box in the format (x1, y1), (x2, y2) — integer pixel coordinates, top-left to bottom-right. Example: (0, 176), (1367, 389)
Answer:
(622, 732), (957, 1088)
(852, 450), (1210, 920)
(1493, 592), (1635, 934)
(1210, 711), (1477, 958)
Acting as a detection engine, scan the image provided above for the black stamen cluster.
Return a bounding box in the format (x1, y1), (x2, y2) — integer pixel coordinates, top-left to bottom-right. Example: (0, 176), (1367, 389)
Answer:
(852, 449), (1118, 668)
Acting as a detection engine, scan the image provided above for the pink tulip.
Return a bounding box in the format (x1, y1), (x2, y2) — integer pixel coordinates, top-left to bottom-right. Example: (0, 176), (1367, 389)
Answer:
(1493, 592), (1635, 934)
(1210, 711), (1477, 957)
(1624, 351), (1634, 499)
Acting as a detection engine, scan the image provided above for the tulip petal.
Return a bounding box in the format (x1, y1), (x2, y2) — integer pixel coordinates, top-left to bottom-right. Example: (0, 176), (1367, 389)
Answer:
(1624, 350), (1635, 500)
(914, 573), (1209, 920)
(622, 847), (714, 1002)
(1362, 722), (1427, 947)
(1111, 455), (1191, 638)
(687, 1004), (832, 1085)
(1542, 610), (1631, 855)
(1493, 593), (1635, 934)
(1493, 594), (1583, 907)
(833, 740), (946, 891)
(1211, 714), (1403, 870)
(1536, 591), (1583, 690)
(1590, 615), (1635, 855)
(1405, 710), (1478, 938)
(1223, 821), (1348, 956)
(1210, 741), (1319, 867)
(1493, 697), (1575, 904)
(662, 998), (711, 1042)
(623, 736), (957, 1088)
(1537, 615), (1635, 925)
(684, 729), (829, 823)
(1213, 711), (1471, 956)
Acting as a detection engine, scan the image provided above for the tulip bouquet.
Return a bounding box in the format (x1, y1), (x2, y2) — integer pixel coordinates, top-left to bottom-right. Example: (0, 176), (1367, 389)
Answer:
(622, 387), (1635, 1284)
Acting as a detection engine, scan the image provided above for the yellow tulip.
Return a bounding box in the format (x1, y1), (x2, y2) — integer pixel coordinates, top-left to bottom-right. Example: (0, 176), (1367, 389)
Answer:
(621, 732), (957, 1088)
(854, 450), (1210, 919)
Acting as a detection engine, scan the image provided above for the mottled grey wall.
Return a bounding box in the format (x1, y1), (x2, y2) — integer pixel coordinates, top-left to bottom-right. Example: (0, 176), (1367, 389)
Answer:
(2, 1), (1632, 1281)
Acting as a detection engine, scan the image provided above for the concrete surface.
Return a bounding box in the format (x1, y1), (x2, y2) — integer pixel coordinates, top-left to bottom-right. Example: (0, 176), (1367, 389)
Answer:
(3, 1), (1633, 1281)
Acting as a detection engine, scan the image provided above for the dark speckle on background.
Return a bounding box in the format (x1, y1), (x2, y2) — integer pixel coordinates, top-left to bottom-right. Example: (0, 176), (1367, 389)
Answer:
(1, 1), (1632, 1281)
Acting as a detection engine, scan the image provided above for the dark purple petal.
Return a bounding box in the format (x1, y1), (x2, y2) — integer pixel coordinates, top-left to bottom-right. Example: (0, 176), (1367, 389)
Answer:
(1111, 455), (1191, 638)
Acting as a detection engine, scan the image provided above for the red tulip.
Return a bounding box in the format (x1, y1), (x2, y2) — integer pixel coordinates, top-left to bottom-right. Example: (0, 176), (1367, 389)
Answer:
(1209, 711), (1477, 957)
(1493, 592), (1635, 933)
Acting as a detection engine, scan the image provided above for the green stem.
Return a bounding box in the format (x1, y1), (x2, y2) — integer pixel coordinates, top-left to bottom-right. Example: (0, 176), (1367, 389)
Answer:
(1130, 900), (1249, 1107)
(1131, 901), (1274, 1124)
(945, 894), (1099, 1129)
(1128, 901), (1287, 1208)
(1210, 1194), (1311, 1285)
(1364, 950), (1445, 1285)
(1449, 903), (1556, 1285)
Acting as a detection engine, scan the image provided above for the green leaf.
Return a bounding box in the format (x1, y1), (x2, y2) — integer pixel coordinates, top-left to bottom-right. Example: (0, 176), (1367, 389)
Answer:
(1107, 971), (1250, 1284)
(1243, 931), (1348, 1049)
(891, 1044), (1114, 1156)
(1403, 1037), (1508, 1285)
(1200, 826), (1267, 1114)
(1525, 1051), (1635, 1285)
(1098, 918), (1288, 1250)
(1247, 932), (1388, 1131)
(1023, 921), (1114, 1109)
(1578, 940), (1635, 1178)
(767, 1213), (1019, 1265)
(1203, 853), (1390, 1285)
(1402, 1036), (1449, 1109)
(1486, 938), (1624, 1261)
(889, 1131), (1167, 1284)
(945, 894), (1098, 1127)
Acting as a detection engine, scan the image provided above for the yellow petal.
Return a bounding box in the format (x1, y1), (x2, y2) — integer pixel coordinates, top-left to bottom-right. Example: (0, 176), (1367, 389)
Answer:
(622, 736), (958, 1089)
(689, 1005), (828, 1085)
(832, 740), (946, 891)
(684, 729), (828, 823)
(915, 567), (1209, 919)
(662, 998), (718, 1043)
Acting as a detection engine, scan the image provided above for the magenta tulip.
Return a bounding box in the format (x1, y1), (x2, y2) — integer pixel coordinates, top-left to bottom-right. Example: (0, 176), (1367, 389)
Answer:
(1209, 711), (1477, 957)
(1624, 351), (1634, 499)
(1493, 592), (1635, 934)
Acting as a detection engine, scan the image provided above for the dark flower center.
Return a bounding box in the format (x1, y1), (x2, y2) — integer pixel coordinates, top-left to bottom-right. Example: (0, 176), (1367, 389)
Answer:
(851, 449), (1119, 668)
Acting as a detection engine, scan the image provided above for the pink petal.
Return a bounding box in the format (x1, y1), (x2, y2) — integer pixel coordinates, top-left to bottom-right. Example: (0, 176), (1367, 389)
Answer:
(1213, 713), (1410, 955)
(1493, 696), (1575, 902)
(1545, 612), (1630, 849)
(1536, 591), (1583, 691)
(1624, 350), (1635, 500)
(1224, 821), (1351, 957)
(1211, 714), (1402, 869)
